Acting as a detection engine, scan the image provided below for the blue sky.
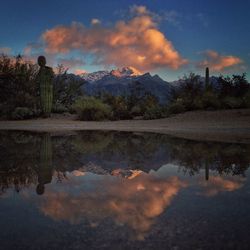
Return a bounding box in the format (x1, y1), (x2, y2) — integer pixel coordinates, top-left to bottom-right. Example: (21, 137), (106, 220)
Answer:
(0, 0), (249, 81)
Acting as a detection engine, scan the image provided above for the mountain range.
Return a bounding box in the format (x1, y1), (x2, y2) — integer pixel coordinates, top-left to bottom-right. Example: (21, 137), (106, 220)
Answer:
(63, 66), (219, 104)
(81, 66), (173, 103)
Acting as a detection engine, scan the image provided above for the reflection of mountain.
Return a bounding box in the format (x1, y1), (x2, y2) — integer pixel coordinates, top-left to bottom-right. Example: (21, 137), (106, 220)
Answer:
(0, 130), (250, 194)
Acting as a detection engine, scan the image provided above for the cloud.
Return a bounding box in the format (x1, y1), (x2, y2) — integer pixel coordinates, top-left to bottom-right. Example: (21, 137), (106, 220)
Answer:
(198, 50), (243, 72)
(74, 69), (87, 75)
(91, 18), (101, 25)
(0, 47), (11, 54)
(163, 10), (182, 29)
(42, 6), (187, 72)
(57, 57), (85, 69)
(130, 5), (150, 16)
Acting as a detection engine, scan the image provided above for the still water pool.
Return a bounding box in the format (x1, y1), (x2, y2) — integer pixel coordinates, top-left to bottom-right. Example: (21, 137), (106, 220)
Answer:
(0, 131), (250, 249)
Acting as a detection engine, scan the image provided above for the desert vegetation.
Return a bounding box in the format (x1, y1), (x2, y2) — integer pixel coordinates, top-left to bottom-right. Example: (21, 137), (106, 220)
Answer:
(170, 69), (250, 114)
(0, 54), (249, 121)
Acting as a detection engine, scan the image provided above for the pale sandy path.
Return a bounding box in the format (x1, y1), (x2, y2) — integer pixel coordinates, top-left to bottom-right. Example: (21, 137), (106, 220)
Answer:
(0, 109), (250, 143)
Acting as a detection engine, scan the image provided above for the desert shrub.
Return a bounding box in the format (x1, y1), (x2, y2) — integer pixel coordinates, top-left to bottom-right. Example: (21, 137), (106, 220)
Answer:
(173, 73), (203, 110)
(243, 90), (250, 108)
(52, 103), (68, 113)
(141, 94), (159, 112)
(192, 96), (204, 110)
(143, 106), (167, 120)
(221, 96), (243, 109)
(11, 107), (34, 120)
(0, 104), (13, 119)
(200, 91), (220, 110)
(53, 65), (85, 110)
(0, 55), (38, 114)
(73, 96), (112, 121)
(102, 94), (131, 120)
(167, 100), (186, 114)
(127, 81), (145, 110)
(130, 105), (143, 117)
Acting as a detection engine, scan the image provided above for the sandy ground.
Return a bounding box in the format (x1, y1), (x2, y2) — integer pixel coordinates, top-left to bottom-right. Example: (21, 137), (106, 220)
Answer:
(0, 109), (250, 143)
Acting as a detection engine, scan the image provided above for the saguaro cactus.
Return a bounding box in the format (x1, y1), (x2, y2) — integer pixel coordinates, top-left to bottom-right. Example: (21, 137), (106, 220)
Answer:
(205, 67), (210, 90)
(37, 56), (54, 117)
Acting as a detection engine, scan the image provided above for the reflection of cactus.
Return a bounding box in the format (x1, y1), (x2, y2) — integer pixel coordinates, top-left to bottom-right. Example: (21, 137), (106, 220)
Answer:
(205, 67), (210, 90)
(39, 134), (52, 184)
(37, 56), (54, 116)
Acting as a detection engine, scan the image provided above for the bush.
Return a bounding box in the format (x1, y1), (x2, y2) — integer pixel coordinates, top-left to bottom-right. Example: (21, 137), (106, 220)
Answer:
(52, 103), (68, 113)
(102, 95), (131, 120)
(0, 55), (38, 112)
(192, 96), (204, 110)
(243, 91), (250, 108)
(221, 96), (243, 109)
(11, 107), (34, 120)
(73, 97), (112, 121)
(200, 91), (220, 110)
(53, 65), (84, 109)
(143, 106), (167, 120)
(167, 101), (186, 115)
(130, 105), (142, 117)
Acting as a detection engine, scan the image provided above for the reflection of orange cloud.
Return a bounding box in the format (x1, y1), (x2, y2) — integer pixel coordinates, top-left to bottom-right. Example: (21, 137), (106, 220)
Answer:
(38, 172), (186, 240)
(198, 50), (243, 72)
(199, 176), (245, 197)
(42, 6), (187, 72)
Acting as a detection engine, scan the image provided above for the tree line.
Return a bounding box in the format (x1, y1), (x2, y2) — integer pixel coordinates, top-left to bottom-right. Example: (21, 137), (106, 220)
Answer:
(0, 54), (249, 121)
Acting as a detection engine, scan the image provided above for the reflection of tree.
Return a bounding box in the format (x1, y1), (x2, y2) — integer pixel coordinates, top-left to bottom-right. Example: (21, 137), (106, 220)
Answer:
(71, 131), (170, 171)
(165, 138), (250, 177)
(0, 131), (39, 195)
(0, 131), (250, 194)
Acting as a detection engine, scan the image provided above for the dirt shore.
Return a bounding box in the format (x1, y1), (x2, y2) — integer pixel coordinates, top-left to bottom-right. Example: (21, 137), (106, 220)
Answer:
(0, 109), (250, 143)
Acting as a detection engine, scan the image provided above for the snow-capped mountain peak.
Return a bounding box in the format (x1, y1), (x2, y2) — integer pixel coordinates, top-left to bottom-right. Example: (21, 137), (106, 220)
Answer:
(81, 70), (109, 83)
(80, 67), (142, 83)
(110, 66), (142, 77)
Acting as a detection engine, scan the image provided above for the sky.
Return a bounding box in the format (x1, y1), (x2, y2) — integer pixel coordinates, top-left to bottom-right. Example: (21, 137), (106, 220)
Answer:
(0, 0), (249, 81)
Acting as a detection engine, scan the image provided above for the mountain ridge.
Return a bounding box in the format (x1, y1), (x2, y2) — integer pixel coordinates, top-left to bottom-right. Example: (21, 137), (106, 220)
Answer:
(80, 67), (173, 103)
(65, 67), (220, 104)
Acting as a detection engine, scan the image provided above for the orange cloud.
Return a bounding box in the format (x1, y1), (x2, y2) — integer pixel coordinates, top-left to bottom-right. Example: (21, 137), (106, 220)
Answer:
(74, 69), (87, 75)
(198, 50), (243, 72)
(42, 6), (187, 72)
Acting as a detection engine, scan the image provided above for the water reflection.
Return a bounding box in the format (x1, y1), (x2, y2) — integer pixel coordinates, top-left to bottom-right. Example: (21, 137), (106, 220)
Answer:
(36, 134), (53, 195)
(198, 176), (245, 197)
(1, 131), (249, 194)
(0, 131), (250, 248)
(38, 173), (186, 240)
